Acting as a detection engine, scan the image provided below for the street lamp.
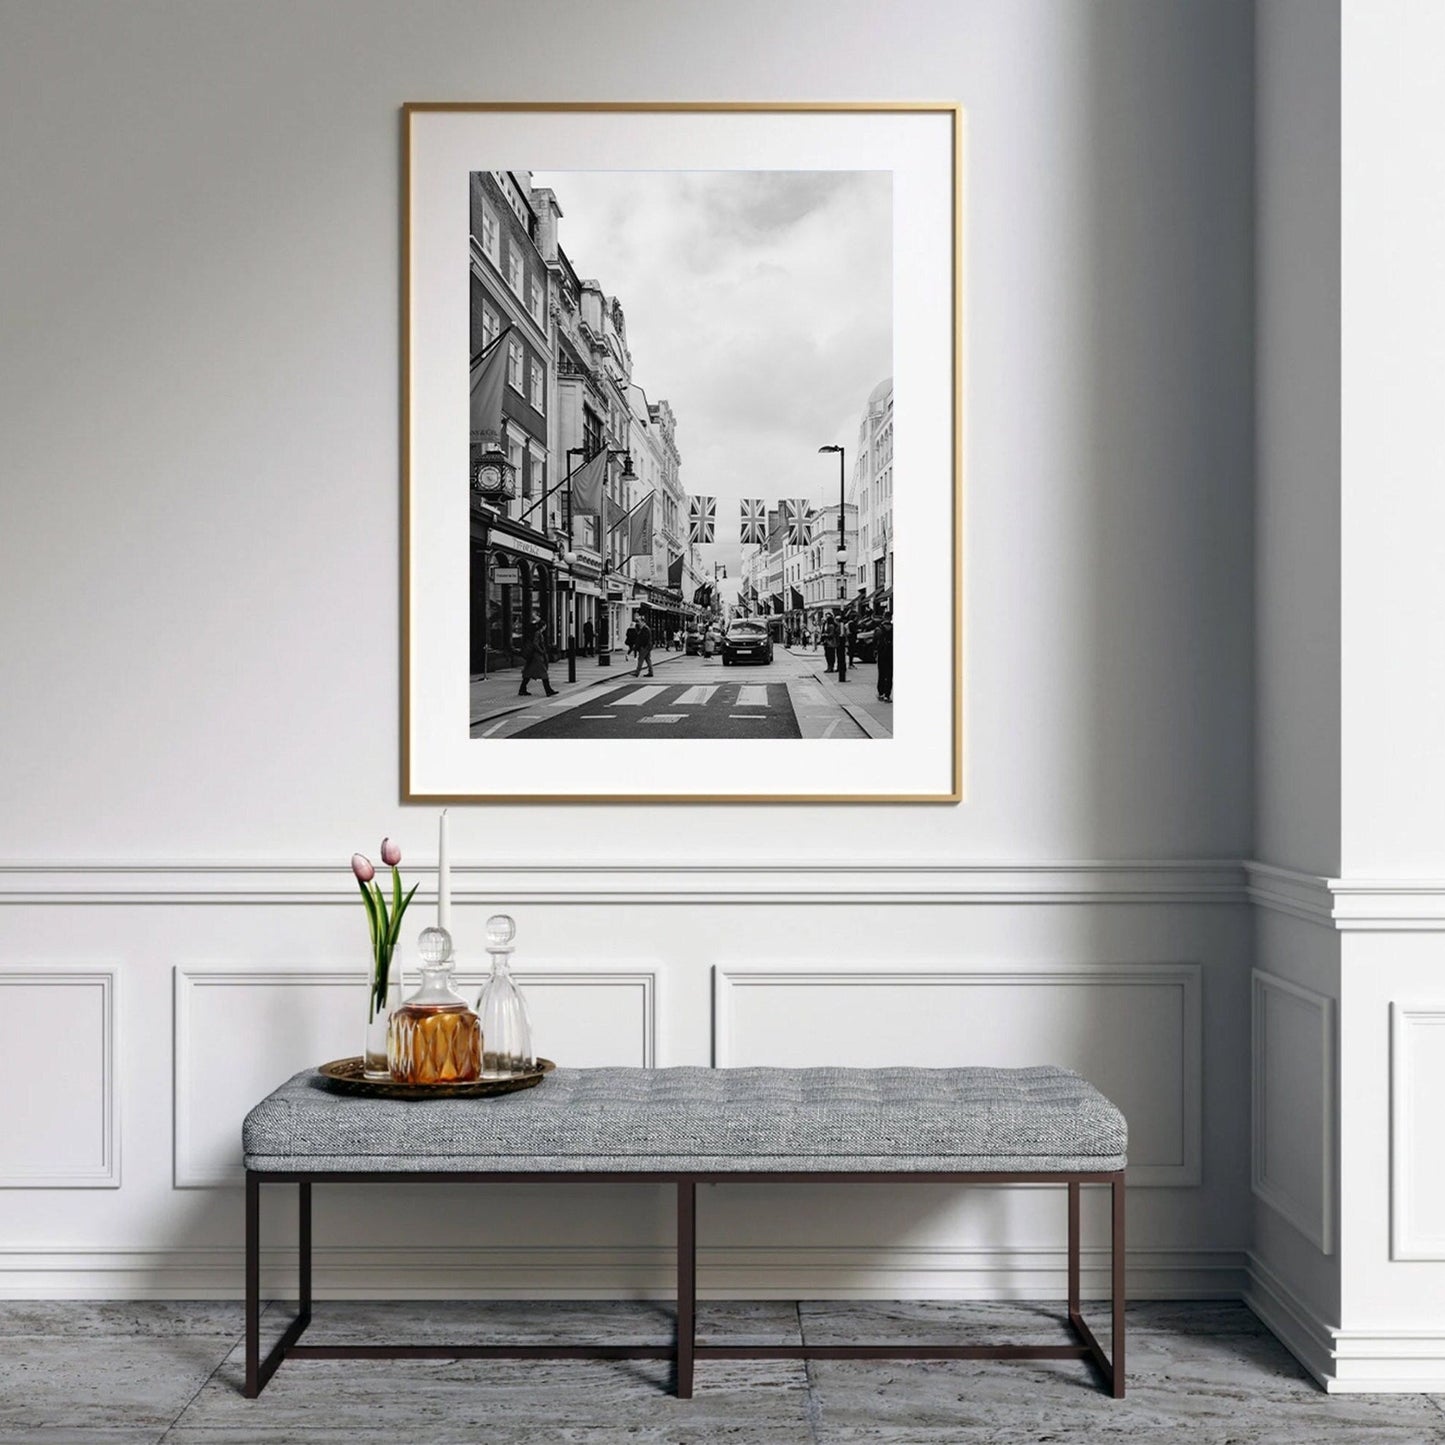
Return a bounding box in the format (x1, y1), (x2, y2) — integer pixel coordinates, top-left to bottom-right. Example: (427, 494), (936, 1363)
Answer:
(560, 547), (579, 684)
(818, 443), (848, 683)
(601, 450), (638, 667)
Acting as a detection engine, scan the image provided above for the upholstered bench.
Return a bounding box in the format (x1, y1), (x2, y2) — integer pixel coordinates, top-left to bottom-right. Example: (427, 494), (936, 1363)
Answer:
(242, 1065), (1127, 1398)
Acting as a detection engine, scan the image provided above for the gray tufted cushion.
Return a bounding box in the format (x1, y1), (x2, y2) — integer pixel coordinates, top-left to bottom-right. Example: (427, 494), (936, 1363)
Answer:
(243, 1066), (1126, 1174)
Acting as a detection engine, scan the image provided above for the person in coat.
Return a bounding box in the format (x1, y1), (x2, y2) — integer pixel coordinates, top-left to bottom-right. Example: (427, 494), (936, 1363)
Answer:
(517, 628), (557, 697)
(821, 613), (838, 673)
(874, 610), (894, 702)
(582, 618), (595, 656)
(633, 617), (654, 677)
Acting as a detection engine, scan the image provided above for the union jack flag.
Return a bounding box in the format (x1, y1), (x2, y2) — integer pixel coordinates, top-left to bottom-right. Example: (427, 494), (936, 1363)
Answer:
(783, 499), (815, 546)
(688, 495), (716, 544)
(739, 497), (767, 546)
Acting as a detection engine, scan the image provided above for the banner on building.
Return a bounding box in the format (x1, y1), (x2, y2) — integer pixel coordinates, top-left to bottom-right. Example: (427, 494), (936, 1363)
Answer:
(620, 491), (655, 561)
(668, 552), (685, 589)
(740, 498), (766, 545)
(568, 448), (608, 516)
(688, 495), (716, 544)
(468, 326), (512, 443)
(767, 508), (784, 551)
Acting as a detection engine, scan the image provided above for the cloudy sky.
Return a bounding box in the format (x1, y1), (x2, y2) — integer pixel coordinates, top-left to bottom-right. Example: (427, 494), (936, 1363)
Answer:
(531, 169), (892, 575)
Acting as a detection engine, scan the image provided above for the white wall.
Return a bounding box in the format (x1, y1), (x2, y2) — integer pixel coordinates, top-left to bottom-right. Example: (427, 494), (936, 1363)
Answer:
(0, 1), (1257, 1302)
(1249, 0), (1445, 1392)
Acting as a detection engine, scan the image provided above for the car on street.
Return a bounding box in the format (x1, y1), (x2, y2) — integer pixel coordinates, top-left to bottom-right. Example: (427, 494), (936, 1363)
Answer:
(720, 619), (774, 665)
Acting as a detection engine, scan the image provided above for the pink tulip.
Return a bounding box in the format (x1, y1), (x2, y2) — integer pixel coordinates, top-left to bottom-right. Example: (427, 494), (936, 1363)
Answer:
(380, 838), (401, 867)
(351, 853), (375, 882)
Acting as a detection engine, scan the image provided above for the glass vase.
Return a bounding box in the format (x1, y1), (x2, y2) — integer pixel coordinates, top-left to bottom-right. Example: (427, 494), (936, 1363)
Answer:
(476, 913), (534, 1077)
(363, 954), (402, 1079)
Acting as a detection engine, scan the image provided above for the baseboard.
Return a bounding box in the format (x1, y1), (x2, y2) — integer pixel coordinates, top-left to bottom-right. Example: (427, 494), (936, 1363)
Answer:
(1246, 1254), (1445, 1393)
(0, 1244), (1246, 1302)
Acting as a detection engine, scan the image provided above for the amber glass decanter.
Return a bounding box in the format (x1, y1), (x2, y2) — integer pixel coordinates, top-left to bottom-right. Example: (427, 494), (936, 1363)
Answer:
(388, 925), (482, 1083)
(476, 913), (535, 1077)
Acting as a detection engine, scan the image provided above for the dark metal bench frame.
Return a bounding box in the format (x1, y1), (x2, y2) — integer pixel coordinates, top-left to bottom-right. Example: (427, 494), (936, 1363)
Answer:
(244, 1168), (1124, 1400)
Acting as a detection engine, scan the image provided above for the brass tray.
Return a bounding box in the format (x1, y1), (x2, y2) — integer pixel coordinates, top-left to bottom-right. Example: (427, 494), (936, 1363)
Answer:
(317, 1056), (555, 1101)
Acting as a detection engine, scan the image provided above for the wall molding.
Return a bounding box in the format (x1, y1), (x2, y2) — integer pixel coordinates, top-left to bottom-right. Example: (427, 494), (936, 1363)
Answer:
(1390, 1002), (1445, 1260)
(1247, 1255), (1445, 1392)
(173, 963), (658, 1187)
(0, 859), (1247, 906)
(1247, 861), (1445, 931)
(1251, 970), (1335, 1253)
(0, 1242), (1247, 1302)
(714, 961), (1202, 1187)
(6, 857), (1442, 926)
(0, 968), (119, 1189)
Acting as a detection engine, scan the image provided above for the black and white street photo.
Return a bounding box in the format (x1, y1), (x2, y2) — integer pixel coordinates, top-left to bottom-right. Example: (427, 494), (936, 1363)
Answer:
(467, 168), (894, 741)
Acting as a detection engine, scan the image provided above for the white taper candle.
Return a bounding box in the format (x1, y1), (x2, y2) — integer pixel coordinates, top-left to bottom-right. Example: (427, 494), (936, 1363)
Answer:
(437, 808), (451, 931)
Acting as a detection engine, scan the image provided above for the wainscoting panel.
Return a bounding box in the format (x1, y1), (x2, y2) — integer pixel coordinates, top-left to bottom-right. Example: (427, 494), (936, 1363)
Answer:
(173, 963), (658, 1187)
(0, 968), (118, 1188)
(1390, 1002), (1445, 1260)
(713, 962), (1202, 1186)
(1251, 969), (1334, 1253)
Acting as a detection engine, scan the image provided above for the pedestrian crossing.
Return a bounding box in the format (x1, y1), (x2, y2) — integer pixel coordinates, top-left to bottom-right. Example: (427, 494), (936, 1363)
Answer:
(606, 682), (777, 714)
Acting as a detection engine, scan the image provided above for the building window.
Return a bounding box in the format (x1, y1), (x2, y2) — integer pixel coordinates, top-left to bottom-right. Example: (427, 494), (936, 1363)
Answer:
(528, 274), (545, 327)
(507, 246), (524, 298)
(482, 305), (500, 352)
(530, 360), (545, 411)
(507, 339), (523, 392)
(509, 434), (526, 497)
(481, 204), (499, 265)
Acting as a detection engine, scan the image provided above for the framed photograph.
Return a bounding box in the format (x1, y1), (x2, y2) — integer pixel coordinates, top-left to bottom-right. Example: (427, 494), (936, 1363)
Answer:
(403, 102), (962, 803)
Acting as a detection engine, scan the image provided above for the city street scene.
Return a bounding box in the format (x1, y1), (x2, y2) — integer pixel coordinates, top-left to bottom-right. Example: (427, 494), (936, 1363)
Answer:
(468, 167), (894, 739)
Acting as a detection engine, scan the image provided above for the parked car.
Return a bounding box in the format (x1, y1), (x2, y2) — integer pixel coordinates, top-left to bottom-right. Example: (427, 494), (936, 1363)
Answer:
(720, 620), (774, 665)
(851, 621), (879, 664)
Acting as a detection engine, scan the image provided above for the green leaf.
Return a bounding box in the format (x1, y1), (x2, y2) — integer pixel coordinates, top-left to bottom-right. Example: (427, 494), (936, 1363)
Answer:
(388, 881), (421, 946)
(357, 877), (381, 946)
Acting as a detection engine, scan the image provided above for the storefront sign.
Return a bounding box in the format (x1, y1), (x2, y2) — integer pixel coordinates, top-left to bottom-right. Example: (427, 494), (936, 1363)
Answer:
(492, 566), (520, 586)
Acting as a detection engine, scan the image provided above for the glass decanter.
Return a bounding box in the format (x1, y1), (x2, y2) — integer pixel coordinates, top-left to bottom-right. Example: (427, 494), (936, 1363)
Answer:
(476, 913), (534, 1077)
(388, 925), (482, 1083)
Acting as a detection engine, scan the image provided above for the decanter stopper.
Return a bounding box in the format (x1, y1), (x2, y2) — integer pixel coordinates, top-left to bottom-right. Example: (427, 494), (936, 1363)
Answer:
(418, 924), (455, 967)
(478, 913), (534, 1076)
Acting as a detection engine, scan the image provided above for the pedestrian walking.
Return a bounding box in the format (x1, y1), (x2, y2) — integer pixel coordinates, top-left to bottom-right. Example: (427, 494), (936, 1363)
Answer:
(517, 628), (557, 698)
(875, 610), (894, 702)
(624, 621), (637, 659)
(822, 613), (837, 673)
(633, 617), (654, 677)
(835, 611), (848, 682)
(582, 618), (595, 657)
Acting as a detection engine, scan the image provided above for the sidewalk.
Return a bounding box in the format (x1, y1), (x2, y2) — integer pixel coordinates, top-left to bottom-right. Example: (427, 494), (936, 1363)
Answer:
(469, 648), (688, 726)
(784, 646), (893, 738)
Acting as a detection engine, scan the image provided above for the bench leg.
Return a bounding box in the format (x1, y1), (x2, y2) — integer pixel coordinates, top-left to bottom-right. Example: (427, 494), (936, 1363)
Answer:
(245, 1171), (260, 1397)
(677, 1181), (696, 1399)
(1064, 1174), (1125, 1398)
(243, 1173), (314, 1399)
(1111, 1173), (1126, 1398)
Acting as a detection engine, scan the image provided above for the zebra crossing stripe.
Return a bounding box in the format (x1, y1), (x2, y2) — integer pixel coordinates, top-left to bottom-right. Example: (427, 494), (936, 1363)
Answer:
(639, 714), (686, 725)
(674, 685), (719, 706)
(736, 684), (770, 708)
(611, 685), (669, 707)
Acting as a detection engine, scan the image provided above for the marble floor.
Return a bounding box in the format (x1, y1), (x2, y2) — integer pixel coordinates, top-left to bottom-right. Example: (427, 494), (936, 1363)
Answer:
(2, 1299), (1444, 1443)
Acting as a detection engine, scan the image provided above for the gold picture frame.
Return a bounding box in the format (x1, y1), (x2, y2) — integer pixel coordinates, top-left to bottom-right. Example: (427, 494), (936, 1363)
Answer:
(402, 101), (964, 803)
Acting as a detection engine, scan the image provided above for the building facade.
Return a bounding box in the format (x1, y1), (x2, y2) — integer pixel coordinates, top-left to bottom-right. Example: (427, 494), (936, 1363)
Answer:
(469, 171), (557, 674)
(850, 376), (894, 600)
(467, 172), (696, 673)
